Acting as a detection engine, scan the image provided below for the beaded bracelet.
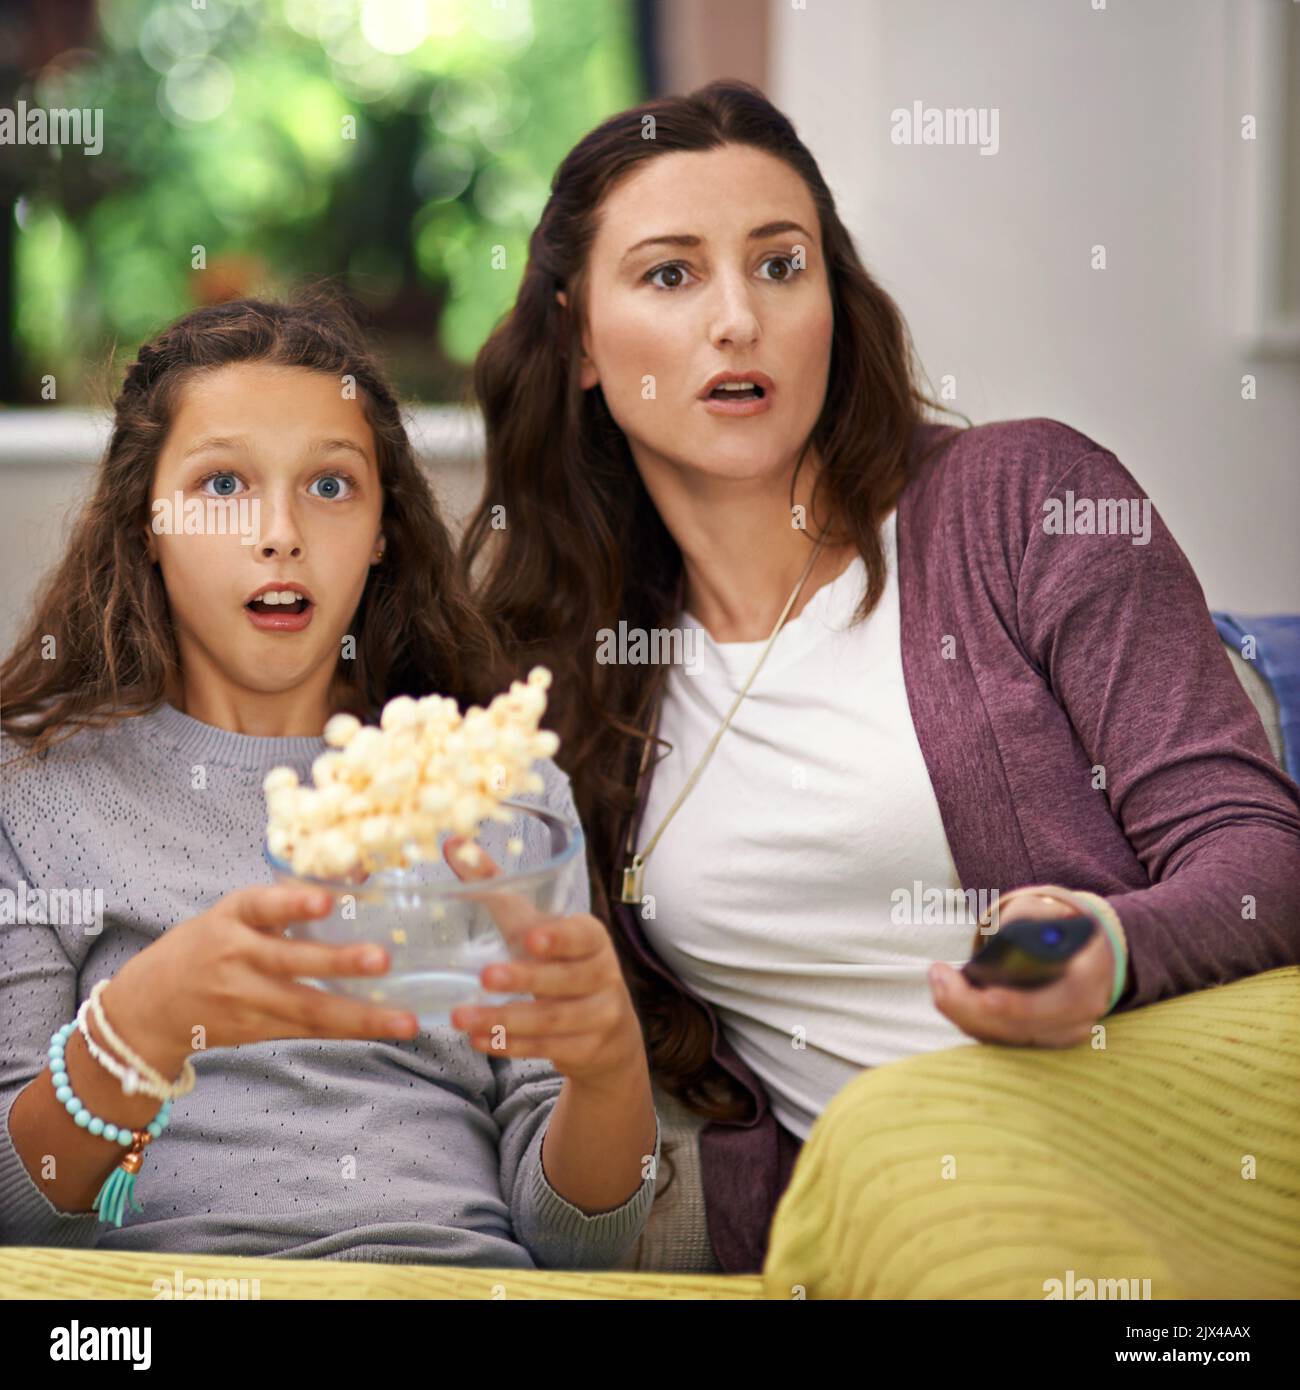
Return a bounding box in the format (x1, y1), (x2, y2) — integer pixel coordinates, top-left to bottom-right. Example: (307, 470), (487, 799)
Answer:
(84, 979), (197, 1102)
(48, 1021), (172, 1228)
(77, 995), (196, 1104)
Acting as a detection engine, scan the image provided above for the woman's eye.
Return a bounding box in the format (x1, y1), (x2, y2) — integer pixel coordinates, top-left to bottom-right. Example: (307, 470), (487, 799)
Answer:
(199, 472), (243, 497)
(309, 473), (354, 501)
(644, 256), (803, 291)
(759, 254), (801, 282)
(645, 261), (693, 291)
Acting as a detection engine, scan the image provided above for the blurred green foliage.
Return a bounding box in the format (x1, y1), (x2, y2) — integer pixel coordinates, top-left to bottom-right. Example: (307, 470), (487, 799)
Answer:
(11, 0), (640, 403)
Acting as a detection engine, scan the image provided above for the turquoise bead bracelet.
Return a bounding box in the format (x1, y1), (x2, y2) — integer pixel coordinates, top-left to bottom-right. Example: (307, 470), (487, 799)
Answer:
(47, 1021), (172, 1228)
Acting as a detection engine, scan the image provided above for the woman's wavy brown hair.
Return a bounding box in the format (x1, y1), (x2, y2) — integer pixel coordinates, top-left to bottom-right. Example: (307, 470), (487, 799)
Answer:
(459, 79), (969, 1120)
(2, 291), (501, 756)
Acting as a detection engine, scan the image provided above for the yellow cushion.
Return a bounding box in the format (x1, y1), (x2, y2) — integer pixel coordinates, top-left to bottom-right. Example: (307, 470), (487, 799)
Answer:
(763, 967), (1300, 1299)
(0, 1247), (763, 1300)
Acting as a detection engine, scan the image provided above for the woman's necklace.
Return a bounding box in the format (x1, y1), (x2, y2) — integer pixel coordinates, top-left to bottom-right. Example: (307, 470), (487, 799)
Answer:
(619, 534), (828, 904)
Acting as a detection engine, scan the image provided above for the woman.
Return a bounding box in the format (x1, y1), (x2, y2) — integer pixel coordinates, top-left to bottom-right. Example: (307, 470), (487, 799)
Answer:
(458, 80), (1300, 1273)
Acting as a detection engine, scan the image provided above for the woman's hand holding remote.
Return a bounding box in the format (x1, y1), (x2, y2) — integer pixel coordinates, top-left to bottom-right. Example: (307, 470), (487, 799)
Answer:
(927, 891), (1117, 1048)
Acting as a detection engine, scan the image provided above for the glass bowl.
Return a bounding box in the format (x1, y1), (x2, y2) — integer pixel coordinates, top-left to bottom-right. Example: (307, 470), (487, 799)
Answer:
(263, 798), (584, 1028)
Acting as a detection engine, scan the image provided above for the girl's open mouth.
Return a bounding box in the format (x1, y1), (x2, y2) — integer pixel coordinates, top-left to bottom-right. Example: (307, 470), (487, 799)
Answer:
(245, 594), (314, 632)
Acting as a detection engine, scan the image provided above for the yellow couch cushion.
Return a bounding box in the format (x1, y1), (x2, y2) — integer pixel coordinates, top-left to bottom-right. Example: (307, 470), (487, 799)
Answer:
(0, 1246), (761, 1299)
(763, 967), (1300, 1299)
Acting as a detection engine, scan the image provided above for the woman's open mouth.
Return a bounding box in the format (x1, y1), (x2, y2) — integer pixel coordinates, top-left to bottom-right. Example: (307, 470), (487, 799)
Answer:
(699, 376), (773, 417)
(245, 588), (315, 632)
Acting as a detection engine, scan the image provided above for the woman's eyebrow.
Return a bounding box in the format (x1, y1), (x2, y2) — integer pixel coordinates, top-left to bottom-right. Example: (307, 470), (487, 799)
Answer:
(620, 220), (813, 265)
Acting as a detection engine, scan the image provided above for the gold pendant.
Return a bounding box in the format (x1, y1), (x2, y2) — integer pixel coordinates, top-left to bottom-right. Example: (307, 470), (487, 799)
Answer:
(620, 856), (645, 905)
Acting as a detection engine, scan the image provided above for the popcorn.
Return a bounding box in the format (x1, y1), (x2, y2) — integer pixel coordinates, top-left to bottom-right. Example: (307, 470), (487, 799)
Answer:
(372, 758), (419, 801)
(265, 667), (558, 879)
(418, 785), (452, 816)
(380, 695), (420, 731)
(311, 752), (344, 786)
(323, 713), (361, 748)
(343, 726), (384, 766)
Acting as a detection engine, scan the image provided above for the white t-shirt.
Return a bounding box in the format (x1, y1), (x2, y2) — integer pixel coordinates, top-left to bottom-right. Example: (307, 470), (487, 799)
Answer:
(635, 510), (976, 1141)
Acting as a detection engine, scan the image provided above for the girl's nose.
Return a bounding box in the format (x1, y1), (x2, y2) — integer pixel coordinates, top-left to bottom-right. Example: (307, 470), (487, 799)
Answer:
(257, 501), (305, 558)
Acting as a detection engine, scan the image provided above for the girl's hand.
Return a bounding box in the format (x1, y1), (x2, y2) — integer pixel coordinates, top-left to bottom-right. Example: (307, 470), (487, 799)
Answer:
(442, 837), (646, 1090)
(104, 884), (420, 1075)
(927, 891), (1116, 1048)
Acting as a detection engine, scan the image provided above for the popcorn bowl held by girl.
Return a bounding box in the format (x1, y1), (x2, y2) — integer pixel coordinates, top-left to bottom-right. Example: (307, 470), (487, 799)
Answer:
(261, 674), (592, 1030)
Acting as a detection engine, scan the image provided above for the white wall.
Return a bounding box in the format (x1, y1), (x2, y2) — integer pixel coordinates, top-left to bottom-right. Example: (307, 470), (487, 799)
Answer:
(769, 0), (1299, 611)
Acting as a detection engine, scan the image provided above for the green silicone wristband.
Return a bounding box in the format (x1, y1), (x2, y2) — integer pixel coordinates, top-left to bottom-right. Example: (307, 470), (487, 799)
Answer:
(1070, 891), (1129, 1013)
(1001, 886), (1130, 1014)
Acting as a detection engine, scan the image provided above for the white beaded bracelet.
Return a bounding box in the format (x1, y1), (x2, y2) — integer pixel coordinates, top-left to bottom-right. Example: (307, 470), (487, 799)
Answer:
(78, 981), (196, 1102)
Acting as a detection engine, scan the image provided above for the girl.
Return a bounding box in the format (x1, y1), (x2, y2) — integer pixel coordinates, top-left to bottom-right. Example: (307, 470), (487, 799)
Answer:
(0, 294), (658, 1268)
(457, 80), (1300, 1273)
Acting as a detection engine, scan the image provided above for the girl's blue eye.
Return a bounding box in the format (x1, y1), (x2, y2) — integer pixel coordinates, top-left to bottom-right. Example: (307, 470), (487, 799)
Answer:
(200, 472), (243, 497)
(309, 474), (354, 500)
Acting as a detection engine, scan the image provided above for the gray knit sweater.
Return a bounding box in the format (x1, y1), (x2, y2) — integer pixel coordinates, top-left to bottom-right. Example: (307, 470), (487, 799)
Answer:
(0, 703), (658, 1267)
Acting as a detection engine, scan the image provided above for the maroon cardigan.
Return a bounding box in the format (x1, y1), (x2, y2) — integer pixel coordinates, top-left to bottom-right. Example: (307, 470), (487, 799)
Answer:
(609, 417), (1300, 1275)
